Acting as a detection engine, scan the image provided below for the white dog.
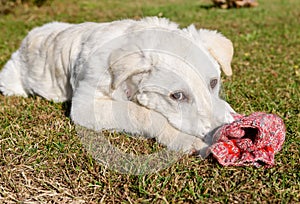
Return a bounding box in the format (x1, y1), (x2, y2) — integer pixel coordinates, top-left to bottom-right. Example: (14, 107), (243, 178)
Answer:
(0, 17), (235, 157)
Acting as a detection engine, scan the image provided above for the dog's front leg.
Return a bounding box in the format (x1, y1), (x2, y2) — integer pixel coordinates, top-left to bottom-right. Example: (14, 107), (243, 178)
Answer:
(71, 97), (209, 158)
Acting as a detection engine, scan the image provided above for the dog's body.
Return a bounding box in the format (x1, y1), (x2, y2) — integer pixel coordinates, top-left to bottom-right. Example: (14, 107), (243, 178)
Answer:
(0, 17), (235, 157)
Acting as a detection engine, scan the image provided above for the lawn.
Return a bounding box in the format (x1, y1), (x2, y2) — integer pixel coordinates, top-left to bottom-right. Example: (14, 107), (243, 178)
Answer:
(0, 0), (299, 202)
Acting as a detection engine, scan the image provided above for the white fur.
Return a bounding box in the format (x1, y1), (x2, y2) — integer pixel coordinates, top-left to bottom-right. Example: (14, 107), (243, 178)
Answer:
(0, 17), (235, 157)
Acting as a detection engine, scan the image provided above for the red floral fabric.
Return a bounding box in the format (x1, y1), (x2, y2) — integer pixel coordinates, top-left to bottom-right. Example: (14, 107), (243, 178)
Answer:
(209, 112), (286, 168)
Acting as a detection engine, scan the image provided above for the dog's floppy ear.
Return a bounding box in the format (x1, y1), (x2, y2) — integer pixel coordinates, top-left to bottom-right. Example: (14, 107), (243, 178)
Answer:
(109, 47), (153, 98)
(198, 29), (234, 76)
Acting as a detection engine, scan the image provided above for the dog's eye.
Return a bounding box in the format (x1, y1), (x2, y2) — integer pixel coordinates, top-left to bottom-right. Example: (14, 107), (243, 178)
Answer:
(170, 91), (186, 101)
(210, 78), (218, 89)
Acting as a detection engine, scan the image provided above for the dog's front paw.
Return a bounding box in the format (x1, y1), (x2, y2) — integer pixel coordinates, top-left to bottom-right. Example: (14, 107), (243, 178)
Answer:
(155, 123), (210, 158)
(189, 138), (210, 158)
(164, 135), (209, 158)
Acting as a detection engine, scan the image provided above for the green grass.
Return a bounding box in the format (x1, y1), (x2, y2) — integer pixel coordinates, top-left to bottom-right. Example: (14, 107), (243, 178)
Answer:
(0, 0), (299, 202)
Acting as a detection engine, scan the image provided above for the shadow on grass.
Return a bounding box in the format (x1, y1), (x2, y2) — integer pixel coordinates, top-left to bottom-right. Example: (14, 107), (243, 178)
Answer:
(199, 4), (216, 10)
(62, 101), (72, 117)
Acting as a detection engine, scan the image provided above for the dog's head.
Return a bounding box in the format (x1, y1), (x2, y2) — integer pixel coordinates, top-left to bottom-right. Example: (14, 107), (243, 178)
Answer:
(109, 26), (235, 139)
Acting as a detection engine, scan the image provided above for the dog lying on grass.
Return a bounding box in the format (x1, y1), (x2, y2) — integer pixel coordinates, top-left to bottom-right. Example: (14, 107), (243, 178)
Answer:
(0, 17), (235, 157)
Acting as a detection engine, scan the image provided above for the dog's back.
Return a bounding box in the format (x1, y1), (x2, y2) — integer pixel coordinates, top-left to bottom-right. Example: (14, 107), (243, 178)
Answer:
(0, 18), (177, 102)
(0, 22), (103, 101)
